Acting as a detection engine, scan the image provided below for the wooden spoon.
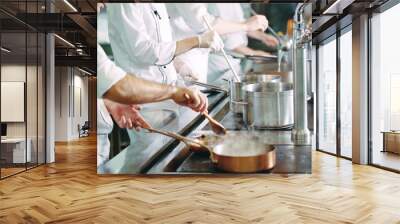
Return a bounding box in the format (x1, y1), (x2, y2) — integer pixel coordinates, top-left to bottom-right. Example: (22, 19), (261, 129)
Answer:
(145, 127), (209, 151)
(202, 111), (227, 135)
(183, 94), (227, 135)
(145, 127), (217, 162)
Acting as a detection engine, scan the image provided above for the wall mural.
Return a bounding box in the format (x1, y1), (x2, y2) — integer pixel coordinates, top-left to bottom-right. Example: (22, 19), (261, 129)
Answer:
(97, 3), (313, 175)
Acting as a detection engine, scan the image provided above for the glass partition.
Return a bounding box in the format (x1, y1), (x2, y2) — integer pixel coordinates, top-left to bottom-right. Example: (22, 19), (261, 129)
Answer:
(1, 31), (28, 177)
(38, 32), (45, 165)
(0, 1), (46, 179)
(317, 36), (337, 155)
(339, 29), (352, 158)
(27, 31), (38, 169)
(370, 3), (400, 171)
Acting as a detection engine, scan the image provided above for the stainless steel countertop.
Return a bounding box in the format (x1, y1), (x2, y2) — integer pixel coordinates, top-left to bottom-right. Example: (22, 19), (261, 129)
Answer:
(98, 92), (227, 174)
(99, 80), (313, 175)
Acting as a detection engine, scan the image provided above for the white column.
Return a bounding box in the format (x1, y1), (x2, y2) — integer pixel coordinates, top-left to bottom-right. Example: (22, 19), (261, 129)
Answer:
(46, 33), (55, 163)
(352, 14), (369, 164)
(45, 0), (55, 163)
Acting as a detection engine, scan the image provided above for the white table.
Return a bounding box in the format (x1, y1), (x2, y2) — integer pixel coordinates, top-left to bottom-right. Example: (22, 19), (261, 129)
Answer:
(1, 138), (31, 163)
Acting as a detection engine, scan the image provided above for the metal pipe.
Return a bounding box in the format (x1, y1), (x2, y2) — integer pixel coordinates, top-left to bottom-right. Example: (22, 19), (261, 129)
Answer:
(291, 3), (311, 145)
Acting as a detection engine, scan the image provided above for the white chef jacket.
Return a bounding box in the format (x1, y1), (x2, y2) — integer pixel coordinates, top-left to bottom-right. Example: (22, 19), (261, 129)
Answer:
(167, 3), (217, 83)
(97, 44), (127, 167)
(107, 3), (178, 85)
(97, 44), (126, 98)
(207, 3), (248, 84)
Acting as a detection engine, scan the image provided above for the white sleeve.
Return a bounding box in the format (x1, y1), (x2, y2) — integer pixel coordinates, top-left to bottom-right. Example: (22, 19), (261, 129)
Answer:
(210, 3), (248, 50)
(107, 4), (176, 66)
(222, 33), (248, 50)
(173, 3), (216, 34)
(97, 44), (126, 98)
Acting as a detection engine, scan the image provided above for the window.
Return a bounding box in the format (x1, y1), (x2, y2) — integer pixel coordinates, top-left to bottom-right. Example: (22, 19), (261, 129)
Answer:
(339, 29), (352, 158)
(370, 2), (400, 171)
(317, 37), (337, 154)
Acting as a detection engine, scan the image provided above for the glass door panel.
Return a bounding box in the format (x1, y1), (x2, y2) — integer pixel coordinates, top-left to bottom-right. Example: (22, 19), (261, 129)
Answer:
(38, 32), (46, 165)
(371, 3), (400, 171)
(318, 37), (337, 154)
(27, 31), (38, 169)
(339, 29), (352, 158)
(1, 31), (28, 177)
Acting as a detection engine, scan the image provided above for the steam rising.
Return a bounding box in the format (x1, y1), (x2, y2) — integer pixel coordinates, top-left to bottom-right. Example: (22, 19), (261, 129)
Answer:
(212, 133), (267, 157)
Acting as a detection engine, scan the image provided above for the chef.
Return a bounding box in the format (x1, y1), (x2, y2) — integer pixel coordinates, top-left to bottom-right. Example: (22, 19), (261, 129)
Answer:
(97, 44), (208, 167)
(106, 3), (223, 144)
(166, 3), (269, 83)
(207, 3), (279, 84)
(106, 3), (224, 85)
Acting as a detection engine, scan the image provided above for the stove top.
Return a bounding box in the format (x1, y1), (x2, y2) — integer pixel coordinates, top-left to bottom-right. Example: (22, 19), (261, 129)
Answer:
(177, 145), (311, 174)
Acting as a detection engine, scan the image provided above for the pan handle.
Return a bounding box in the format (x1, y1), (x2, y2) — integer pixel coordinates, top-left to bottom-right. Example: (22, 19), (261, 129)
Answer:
(209, 152), (217, 163)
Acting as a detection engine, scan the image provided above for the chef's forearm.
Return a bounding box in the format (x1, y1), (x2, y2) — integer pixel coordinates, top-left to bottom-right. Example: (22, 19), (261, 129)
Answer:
(247, 30), (264, 41)
(175, 37), (200, 56)
(103, 74), (177, 104)
(233, 46), (255, 56)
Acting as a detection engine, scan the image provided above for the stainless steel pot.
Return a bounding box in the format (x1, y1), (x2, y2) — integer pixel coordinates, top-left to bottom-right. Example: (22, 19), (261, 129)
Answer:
(246, 71), (293, 83)
(229, 74), (281, 114)
(243, 82), (294, 129)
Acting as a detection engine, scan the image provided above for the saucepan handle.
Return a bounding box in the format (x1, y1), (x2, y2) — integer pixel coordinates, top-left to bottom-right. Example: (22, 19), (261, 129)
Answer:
(209, 151), (218, 163)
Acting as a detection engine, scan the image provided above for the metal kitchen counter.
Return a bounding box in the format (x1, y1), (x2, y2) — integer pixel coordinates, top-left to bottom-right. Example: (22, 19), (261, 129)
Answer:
(99, 87), (312, 175)
(98, 91), (227, 174)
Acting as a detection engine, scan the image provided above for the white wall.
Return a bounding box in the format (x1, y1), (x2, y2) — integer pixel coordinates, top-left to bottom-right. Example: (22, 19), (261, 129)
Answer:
(55, 66), (69, 141)
(1, 65), (40, 138)
(54, 67), (89, 141)
(1, 66), (26, 138)
(1, 64), (46, 164)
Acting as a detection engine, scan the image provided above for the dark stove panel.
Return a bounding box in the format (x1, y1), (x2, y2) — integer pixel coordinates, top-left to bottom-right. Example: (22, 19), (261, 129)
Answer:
(177, 145), (311, 174)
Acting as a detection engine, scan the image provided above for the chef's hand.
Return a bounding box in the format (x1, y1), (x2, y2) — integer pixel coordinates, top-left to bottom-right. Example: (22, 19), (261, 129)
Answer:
(104, 100), (152, 131)
(261, 33), (279, 48)
(198, 31), (224, 53)
(245, 15), (268, 32)
(174, 58), (199, 81)
(171, 87), (208, 113)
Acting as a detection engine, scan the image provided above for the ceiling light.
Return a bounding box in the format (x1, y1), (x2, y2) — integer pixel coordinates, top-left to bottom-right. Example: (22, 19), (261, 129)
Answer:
(323, 0), (341, 14)
(63, 0), (78, 12)
(78, 68), (92, 76)
(1, 47), (11, 53)
(322, 0), (354, 15)
(54, 34), (75, 48)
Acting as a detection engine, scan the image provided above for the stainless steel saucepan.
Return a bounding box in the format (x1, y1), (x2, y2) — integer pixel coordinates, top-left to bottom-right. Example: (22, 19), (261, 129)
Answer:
(243, 82), (294, 129)
(229, 74), (281, 114)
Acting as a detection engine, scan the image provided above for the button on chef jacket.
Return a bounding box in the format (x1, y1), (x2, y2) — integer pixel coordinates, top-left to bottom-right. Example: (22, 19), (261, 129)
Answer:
(167, 3), (216, 83)
(97, 44), (126, 167)
(107, 3), (178, 85)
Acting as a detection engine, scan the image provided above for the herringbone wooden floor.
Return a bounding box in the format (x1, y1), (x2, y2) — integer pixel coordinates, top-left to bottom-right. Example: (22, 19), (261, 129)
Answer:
(1, 135), (400, 224)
